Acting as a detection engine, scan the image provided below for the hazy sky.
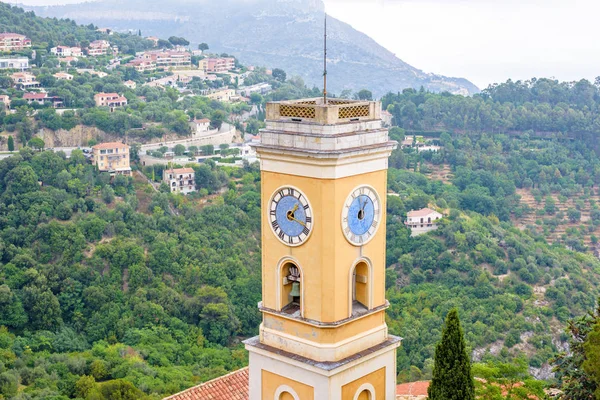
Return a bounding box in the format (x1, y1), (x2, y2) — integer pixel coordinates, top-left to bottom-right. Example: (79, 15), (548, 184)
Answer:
(7, 0), (599, 89)
(324, 0), (600, 89)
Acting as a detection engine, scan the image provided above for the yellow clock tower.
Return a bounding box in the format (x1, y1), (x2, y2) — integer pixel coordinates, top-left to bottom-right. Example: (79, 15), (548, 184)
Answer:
(244, 97), (401, 400)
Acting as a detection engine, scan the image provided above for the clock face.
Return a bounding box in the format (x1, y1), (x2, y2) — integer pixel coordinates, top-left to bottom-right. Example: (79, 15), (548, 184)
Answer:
(342, 186), (381, 245)
(269, 186), (313, 246)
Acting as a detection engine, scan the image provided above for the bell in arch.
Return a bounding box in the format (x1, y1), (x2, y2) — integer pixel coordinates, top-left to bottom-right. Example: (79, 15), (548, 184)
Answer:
(290, 282), (301, 298)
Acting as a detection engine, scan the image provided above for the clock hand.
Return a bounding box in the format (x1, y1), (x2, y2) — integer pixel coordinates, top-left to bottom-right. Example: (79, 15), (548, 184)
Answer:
(290, 217), (306, 226)
(291, 203), (299, 213)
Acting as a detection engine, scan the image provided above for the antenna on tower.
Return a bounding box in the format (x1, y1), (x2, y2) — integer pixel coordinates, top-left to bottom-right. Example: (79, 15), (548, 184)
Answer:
(323, 13), (327, 104)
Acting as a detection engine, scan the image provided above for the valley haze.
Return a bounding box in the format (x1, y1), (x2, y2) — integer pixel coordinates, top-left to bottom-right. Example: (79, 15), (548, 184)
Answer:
(19, 0), (480, 97)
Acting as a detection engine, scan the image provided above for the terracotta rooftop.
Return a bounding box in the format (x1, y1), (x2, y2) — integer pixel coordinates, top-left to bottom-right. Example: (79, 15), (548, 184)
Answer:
(94, 92), (120, 98)
(194, 118), (211, 123)
(406, 208), (440, 218)
(396, 381), (430, 397)
(0, 33), (27, 39)
(171, 168), (195, 174)
(163, 367), (249, 400)
(92, 142), (129, 150)
(23, 93), (48, 100)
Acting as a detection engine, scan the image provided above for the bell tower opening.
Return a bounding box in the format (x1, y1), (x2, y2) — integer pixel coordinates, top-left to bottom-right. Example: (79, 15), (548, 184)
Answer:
(280, 262), (302, 317)
(351, 261), (370, 316)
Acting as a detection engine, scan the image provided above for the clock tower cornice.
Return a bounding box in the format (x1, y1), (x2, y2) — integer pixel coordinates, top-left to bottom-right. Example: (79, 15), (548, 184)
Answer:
(252, 98), (397, 179)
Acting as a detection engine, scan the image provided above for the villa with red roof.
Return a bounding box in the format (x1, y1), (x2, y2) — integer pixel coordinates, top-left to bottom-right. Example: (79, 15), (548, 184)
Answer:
(23, 92), (48, 105)
(405, 208), (443, 236)
(190, 118), (212, 135)
(94, 93), (128, 108)
(162, 167), (197, 195)
(10, 72), (39, 89)
(0, 33), (31, 51)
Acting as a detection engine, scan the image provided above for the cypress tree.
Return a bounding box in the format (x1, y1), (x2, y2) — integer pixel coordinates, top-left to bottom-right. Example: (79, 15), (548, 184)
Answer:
(7, 135), (14, 152)
(428, 308), (475, 400)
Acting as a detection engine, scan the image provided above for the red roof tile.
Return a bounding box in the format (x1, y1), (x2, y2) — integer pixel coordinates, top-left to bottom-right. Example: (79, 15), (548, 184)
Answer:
(396, 381), (430, 396)
(406, 208), (440, 218)
(23, 93), (48, 100)
(171, 168), (195, 174)
(92, 142), (129, 150)
(163, 367), (249, 400)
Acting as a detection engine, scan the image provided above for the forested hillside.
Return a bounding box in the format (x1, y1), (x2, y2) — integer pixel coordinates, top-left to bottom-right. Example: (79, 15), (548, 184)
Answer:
(1, 128), (599, 398)
(0, 150), (262, 399)
(383, 78), (600, 140)
(384, 130), (600, 381)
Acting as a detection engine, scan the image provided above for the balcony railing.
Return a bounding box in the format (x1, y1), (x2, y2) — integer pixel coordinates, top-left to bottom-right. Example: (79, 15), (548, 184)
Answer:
(266, 98), (380, 124)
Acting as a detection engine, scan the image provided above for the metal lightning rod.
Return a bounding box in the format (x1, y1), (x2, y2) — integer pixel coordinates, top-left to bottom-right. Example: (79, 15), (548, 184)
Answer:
(323, 13), (327, 104)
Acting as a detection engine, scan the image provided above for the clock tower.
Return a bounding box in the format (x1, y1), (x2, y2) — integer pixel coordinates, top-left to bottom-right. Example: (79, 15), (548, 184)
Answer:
(245, 98), (401, 400)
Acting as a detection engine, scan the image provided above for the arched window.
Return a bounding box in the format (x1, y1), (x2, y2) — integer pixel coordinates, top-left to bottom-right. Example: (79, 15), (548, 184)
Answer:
(279, 392), (295, 400)
(357, 390), (372, 400)
(353, 384), (376, 400)
(350, 260), (371, 317)
(274, 385), (300, 400)
(279, 261), (302, 317)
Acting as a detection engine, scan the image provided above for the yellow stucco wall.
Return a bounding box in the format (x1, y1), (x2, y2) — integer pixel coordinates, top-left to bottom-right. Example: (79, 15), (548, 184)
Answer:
(341, 367), (386, 400)
(262, 370), (314, 400)
(261, 169), (388, 324)
(262, 310), (385, 345)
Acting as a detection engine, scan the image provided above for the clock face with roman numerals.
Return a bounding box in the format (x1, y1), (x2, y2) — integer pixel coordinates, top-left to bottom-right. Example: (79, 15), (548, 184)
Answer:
(342, 185), (381, 246)
(269, 186), (313, 247)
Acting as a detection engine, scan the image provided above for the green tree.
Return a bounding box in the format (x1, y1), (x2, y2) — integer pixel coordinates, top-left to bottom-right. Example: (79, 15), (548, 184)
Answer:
(75, 375), (97, 398)
(583, 322), (600, 399)
(567, 207), (581, 223)
(428, 309), (475, 400)
(200, 145), (214, 155)
(211, 110), (227, 130)
(198, 42), (209, 51)
(168, 36), (189, 46)
(0, 372), (18, 398)
(28, 137), (45, 151)
(272, 68), (286, 82)
(355, 89), (373, 101)
(102, 186), (115, 204)
(552, 300), (599, 399)
(7, 135), (14, 151)
(173, 144), (186, 156)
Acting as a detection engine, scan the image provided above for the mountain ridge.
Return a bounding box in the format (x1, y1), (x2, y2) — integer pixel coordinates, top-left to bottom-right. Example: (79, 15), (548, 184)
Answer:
(27, 0), (480, 97)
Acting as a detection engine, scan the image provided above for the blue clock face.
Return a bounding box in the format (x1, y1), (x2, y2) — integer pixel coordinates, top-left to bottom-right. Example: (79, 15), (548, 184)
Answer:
(342, 186), (380, 245)
(269, 187), (313, 246)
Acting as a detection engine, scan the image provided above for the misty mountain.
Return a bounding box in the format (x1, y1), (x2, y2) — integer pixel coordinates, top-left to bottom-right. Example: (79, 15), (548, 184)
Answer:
(29, 0), (479, 97)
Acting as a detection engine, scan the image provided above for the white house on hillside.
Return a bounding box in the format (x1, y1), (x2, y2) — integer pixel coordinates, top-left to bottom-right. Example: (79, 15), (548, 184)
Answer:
(163, 168), (196, 195)
(405, 208), (443, 236)
(190, 118), (211, 135)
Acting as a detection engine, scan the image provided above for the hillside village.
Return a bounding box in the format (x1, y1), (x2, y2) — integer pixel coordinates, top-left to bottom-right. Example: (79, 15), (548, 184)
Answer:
(0, 12), (285, 195)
